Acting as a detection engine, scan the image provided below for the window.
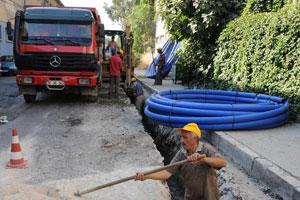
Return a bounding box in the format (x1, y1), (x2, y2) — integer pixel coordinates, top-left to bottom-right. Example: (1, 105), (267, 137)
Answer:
(21, 22), (92, 46)
(6, 26), (14, 41)
(0, 25), (2, 40)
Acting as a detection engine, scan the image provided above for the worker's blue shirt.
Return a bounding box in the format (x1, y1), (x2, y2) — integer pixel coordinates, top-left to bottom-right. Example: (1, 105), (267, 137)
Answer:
(132, 81), (144, 96)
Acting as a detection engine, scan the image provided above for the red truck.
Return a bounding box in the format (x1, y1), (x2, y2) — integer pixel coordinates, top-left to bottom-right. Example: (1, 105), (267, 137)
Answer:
(7, 5), (105, 102)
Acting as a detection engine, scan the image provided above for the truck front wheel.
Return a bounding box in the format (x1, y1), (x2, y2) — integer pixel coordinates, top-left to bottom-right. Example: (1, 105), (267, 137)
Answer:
(23, 94), (36, 103)
(87, 95), (98, 102)
(82, 85), (99, 102)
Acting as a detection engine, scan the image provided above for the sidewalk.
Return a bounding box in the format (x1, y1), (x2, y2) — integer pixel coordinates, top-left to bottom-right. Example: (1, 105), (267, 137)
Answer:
(136, 72), (300, 200)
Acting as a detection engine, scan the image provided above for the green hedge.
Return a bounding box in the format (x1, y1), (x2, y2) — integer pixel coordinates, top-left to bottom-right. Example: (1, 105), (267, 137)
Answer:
(213, 4), (300, 117)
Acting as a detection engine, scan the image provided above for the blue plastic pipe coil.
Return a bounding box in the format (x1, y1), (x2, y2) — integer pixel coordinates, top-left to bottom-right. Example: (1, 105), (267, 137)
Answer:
(144, 89), (289, 130)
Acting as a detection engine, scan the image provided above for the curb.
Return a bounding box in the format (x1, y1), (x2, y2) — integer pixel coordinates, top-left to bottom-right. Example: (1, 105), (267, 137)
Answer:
(203, 131), (300, 200)
(137, 78), (300, 200)
(136, 77), (159, 94)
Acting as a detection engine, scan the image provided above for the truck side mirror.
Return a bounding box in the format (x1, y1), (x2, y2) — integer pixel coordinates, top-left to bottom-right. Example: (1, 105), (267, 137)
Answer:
(6, 21), (13, 41)
(97, 23), (105, 43)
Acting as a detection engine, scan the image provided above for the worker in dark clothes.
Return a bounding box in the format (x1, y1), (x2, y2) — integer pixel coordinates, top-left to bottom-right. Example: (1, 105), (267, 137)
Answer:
(131, 78), (143, 97)
(130, 77), (144, 104)
(109, 51), (123, 99)
(154, 47), (165, 85)
(135, 123), (227, 200)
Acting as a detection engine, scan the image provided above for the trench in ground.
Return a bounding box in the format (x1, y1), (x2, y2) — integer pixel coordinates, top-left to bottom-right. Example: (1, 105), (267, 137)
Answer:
(125, 87), (282, 200)
(125, 88), (186, 200)
(142, 115), (185, 200)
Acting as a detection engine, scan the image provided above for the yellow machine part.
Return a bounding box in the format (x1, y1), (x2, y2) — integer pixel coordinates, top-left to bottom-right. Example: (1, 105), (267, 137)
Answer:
(101, 26), (134, 83)
(101, 51), (134, 80)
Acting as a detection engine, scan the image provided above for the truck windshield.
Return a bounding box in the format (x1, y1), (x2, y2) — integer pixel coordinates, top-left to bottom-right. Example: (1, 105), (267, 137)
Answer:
(21, 22), (92, 46)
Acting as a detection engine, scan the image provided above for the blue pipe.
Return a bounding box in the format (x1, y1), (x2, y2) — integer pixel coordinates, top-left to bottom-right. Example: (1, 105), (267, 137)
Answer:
(146, 104), (287, 124)
(147, 100), (256, 116)
(144, 89), (289, 130)
(146, 108), (288, 130)
(149, 94), (282, 112)
(152, 101), (288, 123)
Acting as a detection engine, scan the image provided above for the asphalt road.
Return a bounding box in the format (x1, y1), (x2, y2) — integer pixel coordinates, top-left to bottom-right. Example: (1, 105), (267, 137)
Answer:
(0, 76), (169, 200)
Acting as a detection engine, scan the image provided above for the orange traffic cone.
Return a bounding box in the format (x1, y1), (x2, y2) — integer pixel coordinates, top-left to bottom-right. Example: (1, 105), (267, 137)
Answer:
(6, 129), (28, 169)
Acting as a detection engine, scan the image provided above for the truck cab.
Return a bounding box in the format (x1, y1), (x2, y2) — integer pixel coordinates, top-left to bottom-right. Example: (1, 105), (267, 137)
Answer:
(9, 6), (104, 102)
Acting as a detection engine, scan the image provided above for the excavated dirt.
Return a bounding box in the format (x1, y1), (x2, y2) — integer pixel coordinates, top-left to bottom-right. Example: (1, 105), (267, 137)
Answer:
(0, 171), (170, 200)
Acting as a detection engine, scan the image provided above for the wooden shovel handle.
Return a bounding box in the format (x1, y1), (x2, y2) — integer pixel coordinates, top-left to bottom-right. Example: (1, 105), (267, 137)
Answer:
(75, 154), (206, 197)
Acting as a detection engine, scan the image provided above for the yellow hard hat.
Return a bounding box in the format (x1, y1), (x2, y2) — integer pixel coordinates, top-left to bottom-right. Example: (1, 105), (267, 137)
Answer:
(177, 123), (201, 138)
(119, 49), (124, 56)
(157, 47), (162, 51)
(131, 77), (136, 82)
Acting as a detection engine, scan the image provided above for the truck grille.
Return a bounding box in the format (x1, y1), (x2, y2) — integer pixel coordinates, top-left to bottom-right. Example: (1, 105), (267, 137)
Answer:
(25, 53), (97, 71)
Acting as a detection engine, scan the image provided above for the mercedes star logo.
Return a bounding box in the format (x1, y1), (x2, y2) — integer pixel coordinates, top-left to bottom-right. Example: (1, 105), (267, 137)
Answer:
(50, 55), (61, 68)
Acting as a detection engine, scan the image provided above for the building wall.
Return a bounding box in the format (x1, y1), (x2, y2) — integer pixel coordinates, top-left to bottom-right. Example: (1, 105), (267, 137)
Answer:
(155, 0), (169, 50)
(0, 0), (63, 56)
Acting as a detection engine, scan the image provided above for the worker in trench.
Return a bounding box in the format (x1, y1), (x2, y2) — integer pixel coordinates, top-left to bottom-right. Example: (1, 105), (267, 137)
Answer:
(130, 77), (144, 104)
(135, 123), (227, 200)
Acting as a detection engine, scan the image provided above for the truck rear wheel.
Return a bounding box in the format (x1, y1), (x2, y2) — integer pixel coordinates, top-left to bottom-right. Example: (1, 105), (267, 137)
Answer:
(23, 94), (36, 103)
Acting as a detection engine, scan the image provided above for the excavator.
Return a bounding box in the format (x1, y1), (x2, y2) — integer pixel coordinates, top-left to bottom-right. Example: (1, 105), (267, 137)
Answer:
(100, 25), (135, 89)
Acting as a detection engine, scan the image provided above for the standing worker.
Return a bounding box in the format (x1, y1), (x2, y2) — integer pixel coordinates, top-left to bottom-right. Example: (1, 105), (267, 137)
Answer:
(130, 77), (144, 104)
(109, 51), (123, 99)
(135, 123), (227, 200)
(154, 47), (165, 85)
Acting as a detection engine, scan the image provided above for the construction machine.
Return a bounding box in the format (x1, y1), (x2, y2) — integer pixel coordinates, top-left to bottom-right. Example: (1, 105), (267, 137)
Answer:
(101, 25), (134, 88)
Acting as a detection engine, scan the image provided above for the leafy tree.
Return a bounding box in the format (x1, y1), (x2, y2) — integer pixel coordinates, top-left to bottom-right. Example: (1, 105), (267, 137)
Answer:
(158, 0), (246, 85)
(104, 0), (156, 62)
(128, 3), (156, 60)
(104, 0), (137, 28)
(243, 0), (292, 15)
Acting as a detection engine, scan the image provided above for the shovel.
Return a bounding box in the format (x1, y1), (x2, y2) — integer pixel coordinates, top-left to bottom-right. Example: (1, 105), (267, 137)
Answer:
(74, 154), (205, 197)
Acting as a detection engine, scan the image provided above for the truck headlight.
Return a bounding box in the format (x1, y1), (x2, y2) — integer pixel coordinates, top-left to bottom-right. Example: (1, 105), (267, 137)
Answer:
(78, 78), (91, 85)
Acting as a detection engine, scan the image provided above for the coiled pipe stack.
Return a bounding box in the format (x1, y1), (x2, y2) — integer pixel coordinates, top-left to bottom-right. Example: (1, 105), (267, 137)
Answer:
(144, 89), (289, 130)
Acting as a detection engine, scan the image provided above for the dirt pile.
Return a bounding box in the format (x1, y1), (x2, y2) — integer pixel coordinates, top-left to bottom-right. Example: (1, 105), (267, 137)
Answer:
(0, 169), (171, 200)
(0, 184), (73, 200)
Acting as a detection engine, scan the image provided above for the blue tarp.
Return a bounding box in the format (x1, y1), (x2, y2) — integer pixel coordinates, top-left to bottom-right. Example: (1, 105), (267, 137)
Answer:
(146, 40), (181, 78)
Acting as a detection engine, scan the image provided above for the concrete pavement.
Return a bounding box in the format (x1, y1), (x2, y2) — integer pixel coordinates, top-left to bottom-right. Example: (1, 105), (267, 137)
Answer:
(136, 72), (300, 200)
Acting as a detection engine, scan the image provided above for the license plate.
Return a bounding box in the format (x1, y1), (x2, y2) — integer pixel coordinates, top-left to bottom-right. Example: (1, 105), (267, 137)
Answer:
(46, 81), (65, 86)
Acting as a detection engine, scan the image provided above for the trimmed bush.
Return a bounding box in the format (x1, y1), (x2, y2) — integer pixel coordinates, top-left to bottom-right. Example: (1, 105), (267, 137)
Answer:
(214, 4), (300, 117)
